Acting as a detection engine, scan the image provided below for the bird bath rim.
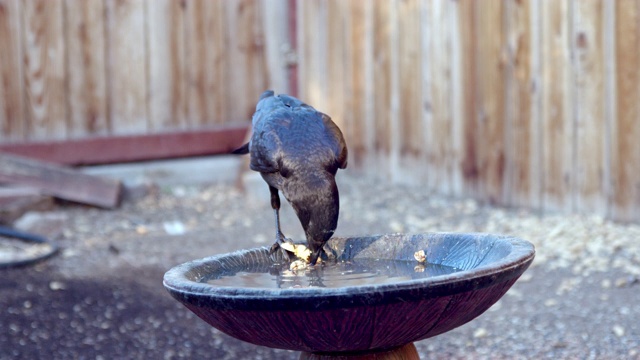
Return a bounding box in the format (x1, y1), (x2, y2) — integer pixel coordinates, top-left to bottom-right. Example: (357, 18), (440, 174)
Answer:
(163, 232), (535, 310)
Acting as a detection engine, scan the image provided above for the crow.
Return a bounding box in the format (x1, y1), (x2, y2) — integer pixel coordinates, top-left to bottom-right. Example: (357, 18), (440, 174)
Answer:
(232, 90), (348, 265)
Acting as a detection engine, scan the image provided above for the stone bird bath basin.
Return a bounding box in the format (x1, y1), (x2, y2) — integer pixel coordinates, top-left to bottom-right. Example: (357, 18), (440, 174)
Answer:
(163, 233), (535, 355)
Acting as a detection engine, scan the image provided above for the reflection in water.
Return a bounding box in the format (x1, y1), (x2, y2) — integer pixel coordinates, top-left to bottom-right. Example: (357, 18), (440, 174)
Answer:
(202, 259), (461, 289)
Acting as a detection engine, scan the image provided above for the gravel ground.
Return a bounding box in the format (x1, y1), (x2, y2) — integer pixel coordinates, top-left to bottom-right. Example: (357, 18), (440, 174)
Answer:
(1, 171), (639, 359)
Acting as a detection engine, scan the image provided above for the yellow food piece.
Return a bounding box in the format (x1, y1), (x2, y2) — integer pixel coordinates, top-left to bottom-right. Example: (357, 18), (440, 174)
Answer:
(414, 250), (426, 263)
(289, 260), (308, 271)
(280, 242), (312, 262)
(279, 241), (295, 252)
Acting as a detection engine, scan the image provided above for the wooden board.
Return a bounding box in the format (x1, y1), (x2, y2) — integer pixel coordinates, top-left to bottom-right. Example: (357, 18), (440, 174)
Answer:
(613, 0), (640, 222)
(261, 0), (290, 94)
(528, 0), (544, 211)
(572, 0), (607, 214)
(396, 0), (425, 183)
(0, 186), (54, 225)
(474, 1), (506, 204)
(147, 0), (188, 131)
(64, 0), (109, 138)
(504, 0), (534, 208)
(22, 0), (67, 141)
(345, 1), (368, 164)
(458, 0), (479, 197)
(362, 2), (375, 167)
(427, 1), (454, 194)
(298, 0), (327, 110)
(387, 0), (400, 180)
(397, 0), (421, 158)
(0, 0), (25, 142)
(420, 1), (436, 189)
(372, 0), (391, 159)
(224, 0), (268, 121)
(184, 0), (228, 127)
(0, 124), (249, 166)
(448, 0), (465, 196)
(106, 0), (147, 134)
(0, 153), (122, 208)
(541, 0), (573, 213)
(326, 0), (347, 134)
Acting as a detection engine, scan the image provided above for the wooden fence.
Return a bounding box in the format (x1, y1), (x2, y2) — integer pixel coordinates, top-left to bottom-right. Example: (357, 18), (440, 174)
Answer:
(1, 0), (639, 222)
(0, 0), (289, 142)
(296, 0), (640, 222)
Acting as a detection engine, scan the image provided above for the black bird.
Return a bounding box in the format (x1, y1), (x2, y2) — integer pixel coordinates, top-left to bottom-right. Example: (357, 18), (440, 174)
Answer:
(232, 90), (348, 265)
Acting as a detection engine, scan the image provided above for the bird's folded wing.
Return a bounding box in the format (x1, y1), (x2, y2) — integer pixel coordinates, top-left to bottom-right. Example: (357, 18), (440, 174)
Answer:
(249, 131), (281, 173)
(321, 114), (348, 169)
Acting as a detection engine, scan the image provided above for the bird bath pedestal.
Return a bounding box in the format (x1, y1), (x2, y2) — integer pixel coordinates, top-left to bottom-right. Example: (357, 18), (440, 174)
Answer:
(163, 233), (535, 358)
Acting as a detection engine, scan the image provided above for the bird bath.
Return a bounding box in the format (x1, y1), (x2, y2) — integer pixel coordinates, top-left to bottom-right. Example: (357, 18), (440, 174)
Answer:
(163, 233), (534, 357)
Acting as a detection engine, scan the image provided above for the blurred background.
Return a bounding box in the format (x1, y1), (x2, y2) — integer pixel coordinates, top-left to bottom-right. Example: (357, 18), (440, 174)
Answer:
(0, 0), (638, 222)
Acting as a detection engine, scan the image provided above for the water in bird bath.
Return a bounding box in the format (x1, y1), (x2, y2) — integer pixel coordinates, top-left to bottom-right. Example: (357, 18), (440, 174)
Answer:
(202, 259), (462, 289)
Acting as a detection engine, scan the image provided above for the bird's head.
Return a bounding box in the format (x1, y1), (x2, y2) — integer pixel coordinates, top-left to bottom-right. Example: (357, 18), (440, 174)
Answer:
(255, 90), (310, 115)
(285, 172), (340, 263)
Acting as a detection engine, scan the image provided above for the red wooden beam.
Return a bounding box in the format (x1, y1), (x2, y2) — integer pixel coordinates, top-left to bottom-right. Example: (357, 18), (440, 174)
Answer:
(0, 124), (249, 166)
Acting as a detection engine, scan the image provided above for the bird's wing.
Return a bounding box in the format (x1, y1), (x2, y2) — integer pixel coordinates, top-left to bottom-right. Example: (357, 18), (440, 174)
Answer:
(248, 125), (282, 173)
(321, 113), (348, 169)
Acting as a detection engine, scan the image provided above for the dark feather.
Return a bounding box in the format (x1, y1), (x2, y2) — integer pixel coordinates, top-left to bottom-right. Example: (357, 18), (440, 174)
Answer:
(231, 142), (250, 155)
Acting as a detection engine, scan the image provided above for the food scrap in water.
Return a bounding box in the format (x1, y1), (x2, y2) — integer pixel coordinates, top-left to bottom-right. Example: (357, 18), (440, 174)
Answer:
(414, 250), (427, 263)
(289, 260), (308, 271)
(280, 242), (313, 263)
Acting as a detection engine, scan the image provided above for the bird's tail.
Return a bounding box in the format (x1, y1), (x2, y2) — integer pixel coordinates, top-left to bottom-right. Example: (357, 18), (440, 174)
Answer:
(231, 142), (250, 155)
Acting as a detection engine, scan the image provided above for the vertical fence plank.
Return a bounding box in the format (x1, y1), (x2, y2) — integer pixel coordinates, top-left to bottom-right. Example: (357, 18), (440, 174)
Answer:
(224, 0), (268, 121)
(529, 0), (543, 211)
(147, 0), (187, 131)
(613, 0), (640, 221)
(22, 0), (67, 140)
(345, 1), (366, 163)
(474, 0), (506, 204)
(64, 0), (108, 138)
(448, 0), (465, 196)
(362, 2), (375, 165)
(184, 0), (227, 126)
(428, 1), (454, 194)
(0, 0), (25, 142)
(420, 1), (436, 190)
(603, 0), (615, 218)
(106, 0), (146, 134)
(372, 0), (391, 162)
(504, 0), (534, 207)
(295, 0), (307, 102)
(397, 0), (423, 182)
(299, 0), (328, 111)
(388, 0), (400, 180)
(572, 0), (607, 214)
(458, 0), (479, 197)
(541, 0), (573, 213)
(261, 0), (290, 94)
(346, 1), (361, 163)
(326, 0), (347, 131)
